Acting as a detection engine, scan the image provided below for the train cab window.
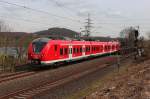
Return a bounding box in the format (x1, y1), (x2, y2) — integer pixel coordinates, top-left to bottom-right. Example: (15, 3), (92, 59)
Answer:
(60, 48), (63, 55)
(32, 38), (49, 53)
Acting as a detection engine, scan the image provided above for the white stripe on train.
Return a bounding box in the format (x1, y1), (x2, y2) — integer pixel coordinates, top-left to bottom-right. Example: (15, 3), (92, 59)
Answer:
(41, 50), (117, 65)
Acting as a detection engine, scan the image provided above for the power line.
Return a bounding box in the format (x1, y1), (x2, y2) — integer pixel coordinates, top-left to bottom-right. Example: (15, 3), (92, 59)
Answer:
(0, 0), (82, 23)
(49, 0), (81, 18)
(0, 15), (47, 25)
(0, 4), (80, 30)
(50, 0), (73, 16)
(0, 15), (53, 29)
(0, 14), (80, 32)
(97, 22), (150, 24)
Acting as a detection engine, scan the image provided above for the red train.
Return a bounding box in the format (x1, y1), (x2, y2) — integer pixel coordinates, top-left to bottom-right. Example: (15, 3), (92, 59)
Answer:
(28, 38), (120, 65)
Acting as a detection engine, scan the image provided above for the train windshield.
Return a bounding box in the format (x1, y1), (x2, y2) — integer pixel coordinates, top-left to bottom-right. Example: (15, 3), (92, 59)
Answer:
(32, 38), (50, 53)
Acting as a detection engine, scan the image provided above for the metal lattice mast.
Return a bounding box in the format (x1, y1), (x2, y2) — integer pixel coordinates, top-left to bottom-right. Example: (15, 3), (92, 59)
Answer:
(84, 13), (93, 37)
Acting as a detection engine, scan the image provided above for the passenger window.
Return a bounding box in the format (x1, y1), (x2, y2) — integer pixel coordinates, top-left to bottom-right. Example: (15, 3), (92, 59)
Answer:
(60, 48), (63, 55)
(78, 48), (80, 53)
(108, 46), (111, 50)
(73, 48), (75, 54)
(86, 47), (88, 52)
(80, 47), (82, 53)
(105, 46), (107, 51)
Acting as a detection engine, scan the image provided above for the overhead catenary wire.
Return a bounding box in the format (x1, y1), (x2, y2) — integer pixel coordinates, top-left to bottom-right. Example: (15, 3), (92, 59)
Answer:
(0, 15), (52, 30)
(49, 0), (82, 18)
(49, 0), (75, 17)
(1, 0), (149, 34)
(0, 0), (82, 23)
(0, 15), (76, 31)
(0, 15), (51, 25)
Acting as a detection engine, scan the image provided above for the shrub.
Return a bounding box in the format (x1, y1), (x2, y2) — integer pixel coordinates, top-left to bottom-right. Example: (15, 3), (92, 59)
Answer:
(0, 54), (16, 72)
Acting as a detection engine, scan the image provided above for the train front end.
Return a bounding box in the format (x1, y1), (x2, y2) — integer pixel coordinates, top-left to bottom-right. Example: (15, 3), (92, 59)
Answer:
(28, 38), (50, 65)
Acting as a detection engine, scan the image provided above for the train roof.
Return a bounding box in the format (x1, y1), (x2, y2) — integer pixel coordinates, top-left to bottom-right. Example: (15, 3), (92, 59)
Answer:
(32, 38), (119, 45)
(32, 38), (50, 43)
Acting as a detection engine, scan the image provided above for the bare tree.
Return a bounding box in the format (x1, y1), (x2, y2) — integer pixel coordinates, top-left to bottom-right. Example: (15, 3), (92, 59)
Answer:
(120, 26), (139, 48)
(0, 21), (11, 54)
(147, 32), (150, 40)
(0, 20), (16, 72)
(0, 21), (11, 32)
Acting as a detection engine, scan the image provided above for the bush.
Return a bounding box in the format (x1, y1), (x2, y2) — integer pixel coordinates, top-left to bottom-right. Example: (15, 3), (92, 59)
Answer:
(143, 40), (150, 58)
(0, 54), (16, 72)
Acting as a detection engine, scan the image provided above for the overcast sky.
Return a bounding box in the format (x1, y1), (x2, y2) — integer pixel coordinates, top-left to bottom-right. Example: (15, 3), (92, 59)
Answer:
(0, 0), (150, 38)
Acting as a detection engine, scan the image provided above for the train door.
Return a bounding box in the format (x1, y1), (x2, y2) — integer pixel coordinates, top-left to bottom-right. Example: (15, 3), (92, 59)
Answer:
(103, 44), (105, 53)
(69, 45), (72, 60)
(82, 45), (85, 56)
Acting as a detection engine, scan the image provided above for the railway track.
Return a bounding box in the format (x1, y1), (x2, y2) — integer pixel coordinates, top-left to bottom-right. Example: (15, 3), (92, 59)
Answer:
(0, 54), (134, 99)
(0, 71), (36, 83)
(0, 65), (109, 99)
(0, 56), (117, 99)
(0, 72), (25, 78)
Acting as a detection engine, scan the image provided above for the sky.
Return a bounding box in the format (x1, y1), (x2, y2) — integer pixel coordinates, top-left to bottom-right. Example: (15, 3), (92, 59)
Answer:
(0, 0), (150, 38)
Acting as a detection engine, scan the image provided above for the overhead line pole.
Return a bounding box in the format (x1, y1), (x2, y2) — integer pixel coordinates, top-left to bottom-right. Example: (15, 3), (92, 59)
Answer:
(84, 13), (93, 37)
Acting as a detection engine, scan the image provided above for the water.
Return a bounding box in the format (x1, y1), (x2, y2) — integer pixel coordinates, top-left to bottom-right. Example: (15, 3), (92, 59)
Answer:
(0, 47), (26, 57)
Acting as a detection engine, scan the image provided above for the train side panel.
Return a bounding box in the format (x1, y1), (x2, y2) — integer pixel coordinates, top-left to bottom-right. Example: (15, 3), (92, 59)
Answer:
(28, 38), (120, 66)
